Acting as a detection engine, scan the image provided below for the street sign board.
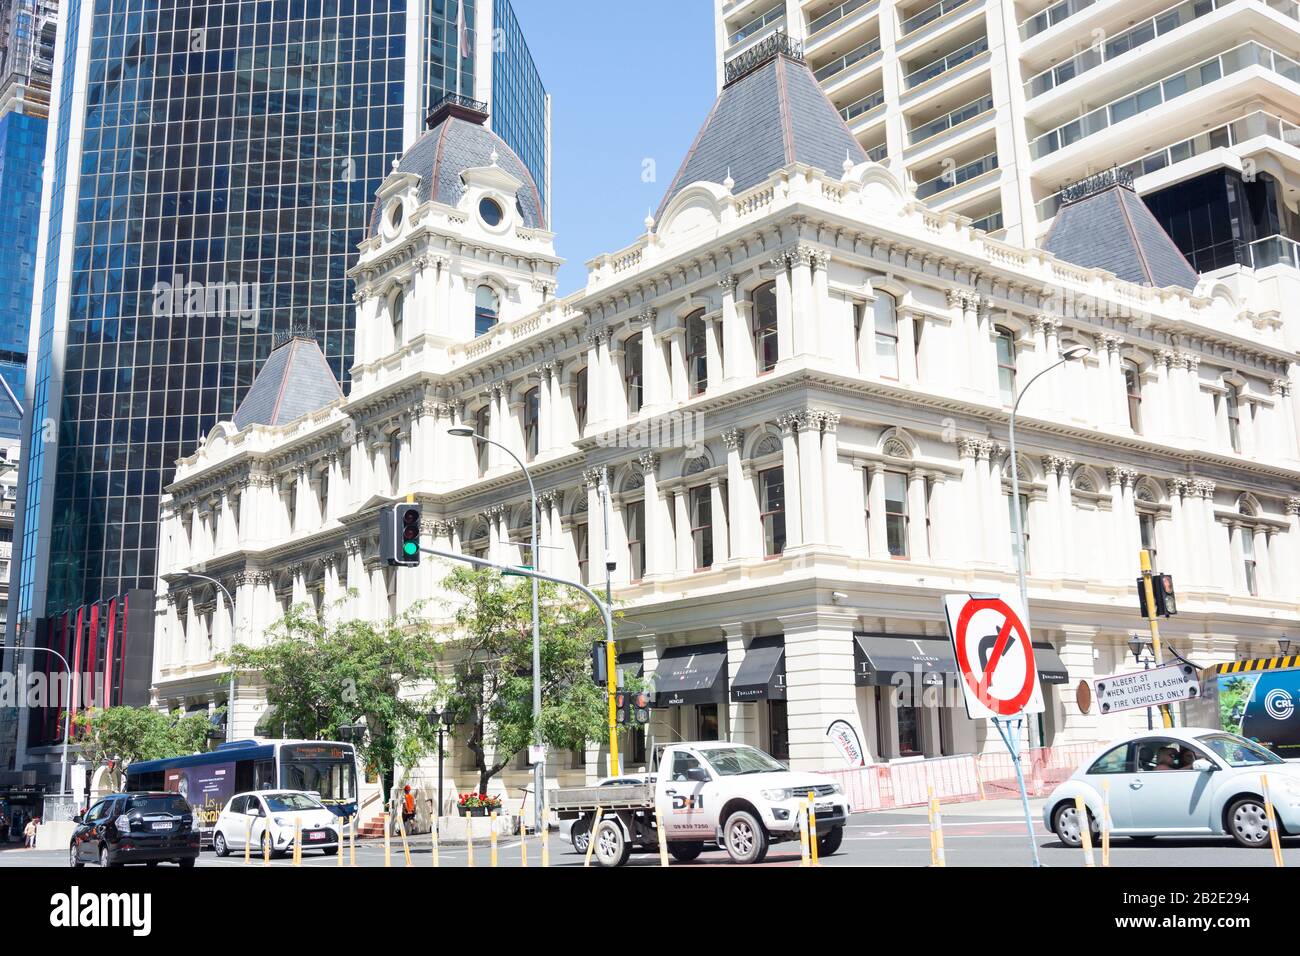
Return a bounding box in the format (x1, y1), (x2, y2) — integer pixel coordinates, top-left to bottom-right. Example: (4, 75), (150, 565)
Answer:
(1092, 663), (1199, 714)
(943, 593), (1044, 719)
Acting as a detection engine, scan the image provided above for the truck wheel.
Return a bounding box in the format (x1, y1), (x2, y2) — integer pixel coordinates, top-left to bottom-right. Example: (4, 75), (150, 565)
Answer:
(670, 842), (704, 863)
(817, 826), (844, 857)
(591, 818), (631, 867)
(723, 810), (769, 865)
(571, 815), (591, 854)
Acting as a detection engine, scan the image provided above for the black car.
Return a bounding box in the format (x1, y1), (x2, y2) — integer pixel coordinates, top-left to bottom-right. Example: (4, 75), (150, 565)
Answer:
(70, 792), (200, 868)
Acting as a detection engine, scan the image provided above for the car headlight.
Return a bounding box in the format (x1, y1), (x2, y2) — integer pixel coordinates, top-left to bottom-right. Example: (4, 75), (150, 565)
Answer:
(274, 817), (291, 826)
(760, 788), (793, 801)
(828, 782), (844, 796)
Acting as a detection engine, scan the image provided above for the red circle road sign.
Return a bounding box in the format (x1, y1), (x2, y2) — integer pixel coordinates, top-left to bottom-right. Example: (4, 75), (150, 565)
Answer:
(952, 597), (1038, 717)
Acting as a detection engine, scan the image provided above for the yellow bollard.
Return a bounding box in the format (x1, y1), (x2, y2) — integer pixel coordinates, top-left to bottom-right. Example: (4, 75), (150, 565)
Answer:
(292, 817), (302, 867)
(807, 792), (820, 866)
(1263, 775), (1286, 868)
(336, 819), (343, 867)
(431, 820), (440, 868)
(397, 812), (412, 867)
(1075, 796), (1095, 867)
(655, 803), (670, 867)
(583, 808), (604, 868)
(382, 812), (391, 868)
(490, 811), (499, 867)
(928, 787), (946, 868)
(541, 806), (550, 868)
(798, 804), (811, 866)
(1101, 781), (1112, 868)
(349, 816), (357, 867)
(520, 818), (528, 867)
(466, 813), (475, 868)
(262, 824), (271, 866)
(244, 817), (252, 865)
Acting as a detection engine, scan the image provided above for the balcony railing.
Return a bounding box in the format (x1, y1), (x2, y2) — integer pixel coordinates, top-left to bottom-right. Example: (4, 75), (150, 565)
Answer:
(1036, 110), (1300, 219)
(1249, 234), (1300, 269)
(915, 151), (999, 198)
(1030, 42), (1300, 159)
(908, 92), (995, 144)
(867, 142), (889, 162)
(1020, 0), (1100, 40)
(1026, 0), (1236, 99)
(808, 0), (876, 36)
(901, 0), (977, 35)
(904, 35), (988, 88)
(841, 87), (886, 121)
(814, 35), (882, 81)
(728, 3), (785, 46)
(970, 210), (1004, 232)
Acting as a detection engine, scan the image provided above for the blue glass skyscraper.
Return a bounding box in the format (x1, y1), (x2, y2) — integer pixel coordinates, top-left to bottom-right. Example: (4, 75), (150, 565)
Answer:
(3, 0), (548, 785)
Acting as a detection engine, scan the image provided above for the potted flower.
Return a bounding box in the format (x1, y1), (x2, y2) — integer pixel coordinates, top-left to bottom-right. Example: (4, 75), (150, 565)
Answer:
(457, 792), (503, 817)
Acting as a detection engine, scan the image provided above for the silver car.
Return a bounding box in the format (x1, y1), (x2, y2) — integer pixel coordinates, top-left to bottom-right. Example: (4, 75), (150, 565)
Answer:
(1044, 727), (1300, 849)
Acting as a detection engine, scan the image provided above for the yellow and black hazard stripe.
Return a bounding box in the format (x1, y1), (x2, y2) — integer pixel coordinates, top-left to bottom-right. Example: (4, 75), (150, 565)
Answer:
(1212, 656), (1300, 675)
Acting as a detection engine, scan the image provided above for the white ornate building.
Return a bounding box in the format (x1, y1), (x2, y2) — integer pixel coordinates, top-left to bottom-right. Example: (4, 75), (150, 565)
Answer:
(152, 47), (1300, 809)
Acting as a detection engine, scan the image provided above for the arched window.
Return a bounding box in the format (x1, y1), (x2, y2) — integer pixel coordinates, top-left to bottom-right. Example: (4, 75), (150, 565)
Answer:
(874, 293), (899, 379)
(475, 285), (500, 337)
(685, 309), (708, 395)
(752, 281), (778, 373)
(1225, 383), (1242, 453)
(995, 327), (1017, 405)
(1239, 499), (1258, 595)
(1124, 360), (1142, 433)
(523, 387), (540, 460)
(391, 292), (405, 347)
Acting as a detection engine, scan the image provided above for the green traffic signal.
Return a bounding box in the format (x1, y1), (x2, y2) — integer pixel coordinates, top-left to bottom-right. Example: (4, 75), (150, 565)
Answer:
(402, 541), (419, 557)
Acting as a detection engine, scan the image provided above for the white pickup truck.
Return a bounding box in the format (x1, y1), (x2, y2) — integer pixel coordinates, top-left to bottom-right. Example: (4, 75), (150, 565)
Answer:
(548, 741), (852, 866)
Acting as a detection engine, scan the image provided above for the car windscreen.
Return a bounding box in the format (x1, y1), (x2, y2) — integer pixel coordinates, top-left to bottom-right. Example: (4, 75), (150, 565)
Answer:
(126, 795), (189, 815)
(700, 746), (785, 776)
(1196, 733), (1284, 767)
(264, 793), (324, 812)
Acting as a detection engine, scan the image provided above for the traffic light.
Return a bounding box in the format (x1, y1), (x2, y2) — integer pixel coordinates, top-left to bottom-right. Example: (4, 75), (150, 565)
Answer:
(615, 692), (629, 725)
(632, 691), (652, 724)
(590, 641), (607, 686)
(1137, 573), (1177, 618)
(380, 503), (422, 567)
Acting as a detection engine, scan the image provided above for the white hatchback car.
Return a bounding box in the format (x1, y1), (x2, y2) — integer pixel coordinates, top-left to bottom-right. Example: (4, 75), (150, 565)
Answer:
(212, 790), (342, 858)
(1045, 728), (1300, 849)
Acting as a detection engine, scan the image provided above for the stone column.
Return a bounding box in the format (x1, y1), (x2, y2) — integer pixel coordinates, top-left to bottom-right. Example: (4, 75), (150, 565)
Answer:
(606, 332), (628, 423)
(780, 610), (860, 771)
(812, 251), (831, 359)
(1057, 627), (1099, 744)
(819, 412), (842, 549)
(1054, 456), (1076, 576)
(772, 254), (793, 366)
(789, 245), (816, 357)
(867, 463), (888, 559)
(584, 468), (608, 586)
(673, 487), (693, 573)
(639, 310), (666, 413)
(795, 411), (824, 546)
(709, 476), (729, 565)
(584, 330), (605, 432)
(723, 624), (752, 747)
(667, 327), (687, 404)
(777, 412), (803, 549)
(640, 453), (669, 578)
(957, 439), (983, 563)
(719, 273), (754, 381)
(1253, 527), (1273, 597)
(705, 312), (724, 392)
(907, 468), (929, 561)
(724, 428), (755, 561)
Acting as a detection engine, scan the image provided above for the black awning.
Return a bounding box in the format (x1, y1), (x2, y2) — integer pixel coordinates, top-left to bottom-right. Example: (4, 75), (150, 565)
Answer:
(617, 650), (644, 684)
(1033, 643), (1070, 685)
(731, 636), (786, 702)
(854, 633), (956, 686)
(652, 642), (728, 707)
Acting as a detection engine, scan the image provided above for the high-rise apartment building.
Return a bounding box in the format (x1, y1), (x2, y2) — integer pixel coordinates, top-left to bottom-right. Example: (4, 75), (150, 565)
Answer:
(713, 0), (1300, 272)
(2, 0), (548, 792)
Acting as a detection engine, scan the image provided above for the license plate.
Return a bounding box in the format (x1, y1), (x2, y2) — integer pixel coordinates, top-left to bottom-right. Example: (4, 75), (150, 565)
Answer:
(816, 803), (835, 815)
(150, 822), (173, 831)
(307, 832), (327, 841)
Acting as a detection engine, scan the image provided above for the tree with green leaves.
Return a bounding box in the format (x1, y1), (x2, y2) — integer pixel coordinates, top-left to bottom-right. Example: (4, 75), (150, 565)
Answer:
(73, 706), (218, 790)
(220, 598), (443, 790)
(438, 566), (612, 794)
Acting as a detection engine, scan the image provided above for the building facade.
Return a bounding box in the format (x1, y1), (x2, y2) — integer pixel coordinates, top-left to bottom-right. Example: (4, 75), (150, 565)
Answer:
(713, 0), (1300, 272)
(152, 43), (1300, 813)
(3, 0), (549, 792)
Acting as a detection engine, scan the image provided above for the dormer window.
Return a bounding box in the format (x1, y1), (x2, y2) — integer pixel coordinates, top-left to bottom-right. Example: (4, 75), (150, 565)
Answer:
(475, 285), (500, 337)
(479, 197), (504, 227)
(389, 202), (403, 229)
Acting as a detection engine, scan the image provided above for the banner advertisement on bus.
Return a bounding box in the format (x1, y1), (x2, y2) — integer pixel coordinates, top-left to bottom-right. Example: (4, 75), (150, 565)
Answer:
(164, 762), (236, 833)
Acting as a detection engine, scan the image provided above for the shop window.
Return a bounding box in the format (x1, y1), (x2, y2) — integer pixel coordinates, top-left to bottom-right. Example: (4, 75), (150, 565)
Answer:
(696, 703), (720, 741)
(769, 700), (789, 762)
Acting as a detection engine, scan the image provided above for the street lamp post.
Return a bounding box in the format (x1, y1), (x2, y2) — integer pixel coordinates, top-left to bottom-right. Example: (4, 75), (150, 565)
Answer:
(180, 573), (239, 740)
(448, 426), (544, 834)
(1007, 345), (1090, 749)
(0, 643), (73, 798)
(426, 707), (454, 819)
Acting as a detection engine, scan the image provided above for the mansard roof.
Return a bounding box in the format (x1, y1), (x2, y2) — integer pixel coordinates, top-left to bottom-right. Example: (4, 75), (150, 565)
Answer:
(232, 335), (343, 431)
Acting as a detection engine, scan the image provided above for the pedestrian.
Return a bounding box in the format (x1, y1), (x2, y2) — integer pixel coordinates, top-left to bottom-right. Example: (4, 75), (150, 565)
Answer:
(401, 784), (417, 834)
(23, 817), (37, 849)
(0, 811), (8, 843)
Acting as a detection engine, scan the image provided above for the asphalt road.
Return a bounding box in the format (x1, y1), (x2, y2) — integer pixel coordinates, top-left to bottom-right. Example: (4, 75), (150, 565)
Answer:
(5, 799), (1299, 868)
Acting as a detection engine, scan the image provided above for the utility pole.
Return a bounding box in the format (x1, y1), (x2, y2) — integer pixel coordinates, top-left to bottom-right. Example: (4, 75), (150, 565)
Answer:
(600, 473), (619, 777)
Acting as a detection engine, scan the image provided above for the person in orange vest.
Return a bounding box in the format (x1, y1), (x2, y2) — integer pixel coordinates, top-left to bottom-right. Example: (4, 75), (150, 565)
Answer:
(401, 785), (417, 833)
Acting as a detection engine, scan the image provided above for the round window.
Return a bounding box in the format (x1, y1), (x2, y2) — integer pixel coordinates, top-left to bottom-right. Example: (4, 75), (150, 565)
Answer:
(388, 201), (404, 230)
(479, 197), (504, 227)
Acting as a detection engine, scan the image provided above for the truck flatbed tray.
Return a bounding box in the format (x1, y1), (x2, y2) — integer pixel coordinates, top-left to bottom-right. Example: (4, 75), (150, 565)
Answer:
(547, 783), (655, 811)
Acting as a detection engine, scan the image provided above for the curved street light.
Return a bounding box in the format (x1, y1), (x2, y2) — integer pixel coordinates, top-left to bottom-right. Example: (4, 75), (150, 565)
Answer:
(180, 573), (240, 742)
(0, 643), (73, 798)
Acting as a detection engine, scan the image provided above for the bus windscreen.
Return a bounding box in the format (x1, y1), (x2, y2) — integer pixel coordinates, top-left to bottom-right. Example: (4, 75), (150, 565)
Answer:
(280, 744), (357, 803)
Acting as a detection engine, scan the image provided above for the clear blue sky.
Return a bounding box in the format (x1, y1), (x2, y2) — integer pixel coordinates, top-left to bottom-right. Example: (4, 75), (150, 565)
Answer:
(510, 0), (717, 294)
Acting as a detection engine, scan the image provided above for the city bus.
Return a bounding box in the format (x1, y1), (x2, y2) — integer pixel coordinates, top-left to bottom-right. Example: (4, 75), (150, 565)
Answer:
(125, 739), (360, 842)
